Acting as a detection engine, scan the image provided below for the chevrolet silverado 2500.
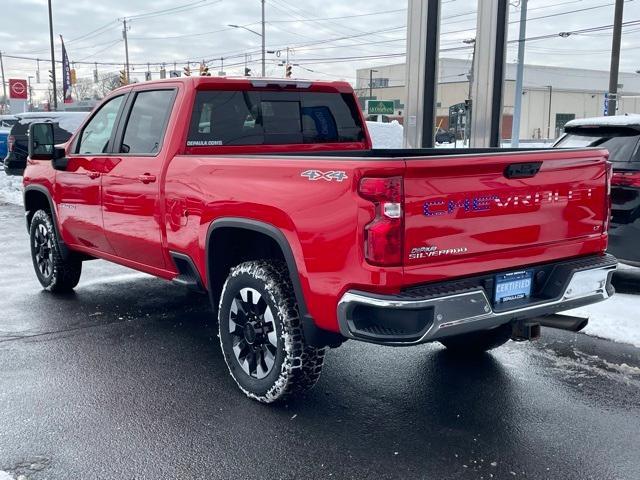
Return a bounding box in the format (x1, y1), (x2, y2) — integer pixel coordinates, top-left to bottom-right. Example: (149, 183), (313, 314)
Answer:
(24, 77), (616, 402)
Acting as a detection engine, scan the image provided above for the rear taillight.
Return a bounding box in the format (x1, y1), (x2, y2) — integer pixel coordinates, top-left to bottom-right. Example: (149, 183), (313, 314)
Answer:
(358, 176), (403, 266)
(611, 170), (640, 188)
(604, 162), (613, 235)
(7, 135), (14, 152)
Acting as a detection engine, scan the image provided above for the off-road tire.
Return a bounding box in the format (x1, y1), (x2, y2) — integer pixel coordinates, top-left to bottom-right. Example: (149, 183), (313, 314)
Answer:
(218, 260), (326, 403)
(29, 209), (82, 293)
(439, 322), (512, 354)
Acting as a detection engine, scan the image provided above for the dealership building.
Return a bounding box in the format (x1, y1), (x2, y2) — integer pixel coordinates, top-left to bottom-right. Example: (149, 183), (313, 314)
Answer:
(355, 58), (640, 140)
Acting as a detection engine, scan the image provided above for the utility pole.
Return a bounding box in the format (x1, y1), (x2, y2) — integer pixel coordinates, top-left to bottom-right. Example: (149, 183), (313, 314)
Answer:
(28, 76), (35, 111)
(261, 0), (266, 77)
(369, 69), (378, 99)
(607, 0), (624, 116)
(547, 85), (553, 138)
(122, 18), (130, 83)
(511, 0), (528, 146)
(0, 52), (7, 112)
(464, 38), (476, 144)
(48, 0), (57, 110)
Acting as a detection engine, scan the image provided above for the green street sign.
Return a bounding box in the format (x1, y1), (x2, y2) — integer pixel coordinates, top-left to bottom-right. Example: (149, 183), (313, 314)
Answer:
(367, 100), (395, 115)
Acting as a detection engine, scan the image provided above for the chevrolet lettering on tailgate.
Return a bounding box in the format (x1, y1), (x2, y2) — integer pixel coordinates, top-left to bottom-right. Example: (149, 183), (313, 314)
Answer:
(424, 188), (594, 217)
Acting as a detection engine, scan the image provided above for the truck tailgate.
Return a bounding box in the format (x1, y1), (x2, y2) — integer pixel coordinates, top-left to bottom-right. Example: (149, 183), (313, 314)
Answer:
(403, 149), (609, 282)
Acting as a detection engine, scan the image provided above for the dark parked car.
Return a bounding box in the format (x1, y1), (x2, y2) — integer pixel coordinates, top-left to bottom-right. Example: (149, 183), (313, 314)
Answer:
(435, 128), (456, 144)
(3, 112), (87, 176)
(0, 115), (18, 160)
(555, 115), (640, 266)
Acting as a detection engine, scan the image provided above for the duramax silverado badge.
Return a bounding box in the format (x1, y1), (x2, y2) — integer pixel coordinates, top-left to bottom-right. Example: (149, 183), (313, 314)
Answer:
(23, 77), (617, 403)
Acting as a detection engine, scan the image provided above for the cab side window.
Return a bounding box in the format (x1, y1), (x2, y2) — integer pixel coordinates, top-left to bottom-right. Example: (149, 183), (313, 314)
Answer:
(120, 90), (175, 154)
(78, 95), (124, 154)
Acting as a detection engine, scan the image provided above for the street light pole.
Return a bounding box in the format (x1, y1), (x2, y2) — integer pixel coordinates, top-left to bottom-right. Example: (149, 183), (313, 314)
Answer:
(48, 0), (57, 110)
(261, 0), (265, 77)
(229, 23), (264, 76)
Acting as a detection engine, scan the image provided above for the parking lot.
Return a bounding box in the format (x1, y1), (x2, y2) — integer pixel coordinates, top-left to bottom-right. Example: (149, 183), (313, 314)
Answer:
(1, 200), (639, 479)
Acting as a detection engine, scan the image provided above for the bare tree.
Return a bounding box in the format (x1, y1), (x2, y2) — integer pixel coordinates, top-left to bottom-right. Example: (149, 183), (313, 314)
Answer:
(95, 73), (121, 98)
(73, 78), (96, 101)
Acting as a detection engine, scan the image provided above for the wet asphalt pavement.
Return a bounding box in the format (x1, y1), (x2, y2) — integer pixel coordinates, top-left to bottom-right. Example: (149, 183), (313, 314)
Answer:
(0, 201), (639, 480)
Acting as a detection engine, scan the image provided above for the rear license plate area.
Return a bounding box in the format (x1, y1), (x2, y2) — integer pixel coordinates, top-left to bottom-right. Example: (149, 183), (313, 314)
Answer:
(494, 270), (534, 305)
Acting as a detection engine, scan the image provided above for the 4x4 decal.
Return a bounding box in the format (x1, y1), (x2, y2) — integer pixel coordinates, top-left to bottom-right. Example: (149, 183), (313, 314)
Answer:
(301, 170), (348, 182)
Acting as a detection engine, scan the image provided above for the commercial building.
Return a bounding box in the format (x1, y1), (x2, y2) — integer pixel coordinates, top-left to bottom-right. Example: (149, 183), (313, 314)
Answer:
(355, 58), (640, 140)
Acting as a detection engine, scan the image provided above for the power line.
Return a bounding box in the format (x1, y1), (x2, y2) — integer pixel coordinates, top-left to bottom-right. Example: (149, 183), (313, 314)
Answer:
(267, 8), (405, 23)
(441, 0), (636, 38)
(125, 0), (215, 21)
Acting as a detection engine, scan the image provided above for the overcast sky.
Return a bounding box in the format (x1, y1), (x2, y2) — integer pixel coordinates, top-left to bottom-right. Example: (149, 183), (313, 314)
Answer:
(2, 0), (640, 100)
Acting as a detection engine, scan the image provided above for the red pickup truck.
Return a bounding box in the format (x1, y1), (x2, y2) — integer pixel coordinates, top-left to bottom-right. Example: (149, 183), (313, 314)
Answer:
(24, 77), (616, 403)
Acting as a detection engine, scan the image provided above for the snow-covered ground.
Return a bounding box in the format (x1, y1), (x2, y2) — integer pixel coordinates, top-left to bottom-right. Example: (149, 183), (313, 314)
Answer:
(0, 171), (23, 205)
(564, 264), (640, 348)
(565, 293), (640, 348)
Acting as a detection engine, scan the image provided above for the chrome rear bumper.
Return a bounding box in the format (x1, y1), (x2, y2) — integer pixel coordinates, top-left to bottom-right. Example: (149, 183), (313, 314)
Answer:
(337, 254), (617, 346)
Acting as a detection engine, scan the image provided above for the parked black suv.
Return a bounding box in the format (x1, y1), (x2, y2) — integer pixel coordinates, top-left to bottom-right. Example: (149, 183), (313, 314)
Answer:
(555, 115), (640, 266)
(3, 112), (87, 176)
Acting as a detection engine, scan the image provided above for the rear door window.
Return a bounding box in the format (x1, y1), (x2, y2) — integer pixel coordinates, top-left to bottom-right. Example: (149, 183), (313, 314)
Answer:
(187, 90), (364, 146)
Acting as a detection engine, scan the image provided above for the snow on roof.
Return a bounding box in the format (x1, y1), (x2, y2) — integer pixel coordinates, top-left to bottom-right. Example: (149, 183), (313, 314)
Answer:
(565, 114), (640, 129)
(14, 111), (87, 119)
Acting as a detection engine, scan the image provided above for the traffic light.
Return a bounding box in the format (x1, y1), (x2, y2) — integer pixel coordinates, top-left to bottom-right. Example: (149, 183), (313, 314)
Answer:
(184, 65), (191, 77)
(159, 67), (166, 79)
(285, 64), (292, 78)
(48, 69), (54, 84)
(244, 67), (251, 77)
(70, 68), (77, 85)
(199, 62), (210, 76)
(119, 70), (128, 86)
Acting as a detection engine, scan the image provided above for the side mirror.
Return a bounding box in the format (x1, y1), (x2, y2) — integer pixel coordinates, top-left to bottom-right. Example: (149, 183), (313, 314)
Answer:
(28, 122), (55, 160)
(28, 122), (68, 170)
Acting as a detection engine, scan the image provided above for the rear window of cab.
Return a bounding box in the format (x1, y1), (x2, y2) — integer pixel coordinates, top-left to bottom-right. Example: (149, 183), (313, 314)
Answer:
(187, 90), (365, 146)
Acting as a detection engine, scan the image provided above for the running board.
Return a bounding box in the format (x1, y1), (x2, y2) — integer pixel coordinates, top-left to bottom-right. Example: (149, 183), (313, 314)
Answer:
(170, 252), (206, 293)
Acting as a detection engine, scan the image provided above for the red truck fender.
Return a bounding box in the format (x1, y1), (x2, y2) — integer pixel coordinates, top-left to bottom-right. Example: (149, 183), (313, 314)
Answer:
(23, 184), (72, 260)
(204, 217), (344, 348)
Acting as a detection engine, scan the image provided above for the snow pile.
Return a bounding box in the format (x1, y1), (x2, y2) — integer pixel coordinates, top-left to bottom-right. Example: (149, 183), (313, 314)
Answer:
(366, 121), (403, 149)
(0, 172), (23, 205)
(565, 292), (640, 348)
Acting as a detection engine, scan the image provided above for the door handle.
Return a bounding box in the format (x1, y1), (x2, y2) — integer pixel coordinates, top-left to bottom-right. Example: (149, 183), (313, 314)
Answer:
(87, 172), (101, 179)
(138, 173), (157, 184)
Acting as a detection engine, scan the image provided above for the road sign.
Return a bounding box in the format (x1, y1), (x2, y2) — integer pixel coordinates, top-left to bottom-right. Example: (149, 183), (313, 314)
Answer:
(169, 70), (181, 78)
(367, 100), (394, 115)
(9, 79), (28, 99)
